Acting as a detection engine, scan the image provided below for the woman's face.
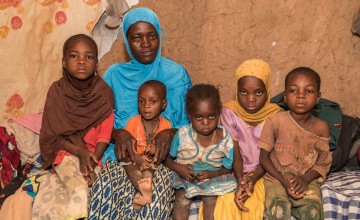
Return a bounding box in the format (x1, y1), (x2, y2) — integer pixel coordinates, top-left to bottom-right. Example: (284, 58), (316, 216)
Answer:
(127, 21), (160, 64)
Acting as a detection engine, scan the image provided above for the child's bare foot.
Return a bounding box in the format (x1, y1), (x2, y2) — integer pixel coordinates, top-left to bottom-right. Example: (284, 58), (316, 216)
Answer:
(134, 193), (146, 210)
(138, 178), (153, 203)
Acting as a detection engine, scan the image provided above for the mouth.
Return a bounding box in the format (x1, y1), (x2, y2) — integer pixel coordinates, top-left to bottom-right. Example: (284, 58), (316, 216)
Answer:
(246, 105), (257, 110)
(142, 50), (154, 56)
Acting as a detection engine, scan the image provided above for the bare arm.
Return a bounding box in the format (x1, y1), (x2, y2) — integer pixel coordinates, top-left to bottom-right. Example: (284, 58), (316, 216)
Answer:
(259, 149), (288, 187)
(112, 128), (137, 162)
(153, 128), (178, 164)
(232, 140), (244, 182)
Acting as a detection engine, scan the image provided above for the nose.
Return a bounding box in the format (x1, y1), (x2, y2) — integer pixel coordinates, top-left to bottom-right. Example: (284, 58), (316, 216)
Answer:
(202, 118), (210, 125)
(77, 57), (85, 64)
(297, 90), (305, 98)
(144, 101), (151, 109)
(247, 94), (255, 102)
(141, 37), (150, 48)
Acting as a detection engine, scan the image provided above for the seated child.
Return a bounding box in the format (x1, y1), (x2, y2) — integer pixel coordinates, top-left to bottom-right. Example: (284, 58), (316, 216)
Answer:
(37, 34), (114, 219)
(122, 80), (172, 209)
(259, 67), (332, 220)
(165, 84), (237, 220)
(219, 59), (282, 219)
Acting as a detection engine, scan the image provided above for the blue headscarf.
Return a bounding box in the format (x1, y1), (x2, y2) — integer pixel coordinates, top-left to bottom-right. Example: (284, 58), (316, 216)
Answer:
(102, 8), (192, 161)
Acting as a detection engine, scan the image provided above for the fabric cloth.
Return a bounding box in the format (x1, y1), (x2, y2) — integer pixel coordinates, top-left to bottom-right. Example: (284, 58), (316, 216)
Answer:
(40, 69), (114, 169)
(88, 161), (174, 220)
(169, 125), (236, 198)
(198, 178), (265, 220)
(264, 179), (324, 220)
(53, 112), (114, 166)
(271, 93), (342, 150)
(221, 107), (266, 174)
(125, 115), (172, 154)
(32, 155), (89, 220)
(259, 111), (332, 181)
(321, 170), (360, 220)
(169, 125), (234, 173)
(0, 188), (33, 220)
(223, 59), (282, 123)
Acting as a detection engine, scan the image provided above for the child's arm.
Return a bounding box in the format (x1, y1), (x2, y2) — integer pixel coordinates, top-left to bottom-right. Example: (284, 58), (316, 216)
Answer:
(233, 140), (244, 181)
(196, 167), (231, 182)
(64, 141), (98, 174)
(259, 149), (289, 188)
(90, 142), (108, 169)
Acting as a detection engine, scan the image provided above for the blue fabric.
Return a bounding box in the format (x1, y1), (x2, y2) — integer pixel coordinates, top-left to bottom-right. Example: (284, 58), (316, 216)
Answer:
(102, 8), (192, 162)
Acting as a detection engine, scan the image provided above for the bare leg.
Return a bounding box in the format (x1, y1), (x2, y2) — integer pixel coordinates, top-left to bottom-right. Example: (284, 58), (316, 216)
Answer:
(172, 189), (192, 220)
(138, 169), (154, 203)
(123, 163), (142, 191)
(201, 196), (217, 220)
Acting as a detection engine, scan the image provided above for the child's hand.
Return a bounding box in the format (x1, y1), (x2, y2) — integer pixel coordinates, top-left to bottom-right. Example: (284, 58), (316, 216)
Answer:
(78, 148), (98, 177)
(284, 179), (306, 200)
(85, 170), (95, 187)
(196, 170), (218, 182)
(235, 184), (249, 212)
(176, 164), (196, 182)
(290, 175), (308, 195)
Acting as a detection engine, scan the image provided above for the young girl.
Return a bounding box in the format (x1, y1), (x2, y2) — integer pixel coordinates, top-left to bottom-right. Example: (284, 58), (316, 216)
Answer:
(165, 84), (237, 220)
(123, 80), (171, 209)
(259, 67), (332, 220)
(217, 59), (282, 219)
(36, 34), (114, 219)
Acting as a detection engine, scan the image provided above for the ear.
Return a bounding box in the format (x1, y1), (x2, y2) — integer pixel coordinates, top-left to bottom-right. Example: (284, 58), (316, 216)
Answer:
(317, 92), (321, 104)
(62, 58), (66, 68)
(162, 99), (167, 110)
(283, 91), (287, 103)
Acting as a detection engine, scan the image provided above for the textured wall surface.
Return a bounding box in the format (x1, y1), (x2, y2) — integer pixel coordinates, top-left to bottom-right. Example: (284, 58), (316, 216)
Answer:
(99, 0), (360, 117)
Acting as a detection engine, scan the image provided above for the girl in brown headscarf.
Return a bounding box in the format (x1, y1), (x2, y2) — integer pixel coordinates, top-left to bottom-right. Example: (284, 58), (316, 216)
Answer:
(35, 34), (114, 219)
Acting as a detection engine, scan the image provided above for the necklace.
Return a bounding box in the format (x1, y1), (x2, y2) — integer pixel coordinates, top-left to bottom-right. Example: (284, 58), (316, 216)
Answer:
(196, 128), (218, 147)
(302, 114), (315, 130)
(142, 118), (160, 144)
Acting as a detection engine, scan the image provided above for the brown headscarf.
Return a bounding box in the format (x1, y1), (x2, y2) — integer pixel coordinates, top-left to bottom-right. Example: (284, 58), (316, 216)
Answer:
(40, 69), (114, 168)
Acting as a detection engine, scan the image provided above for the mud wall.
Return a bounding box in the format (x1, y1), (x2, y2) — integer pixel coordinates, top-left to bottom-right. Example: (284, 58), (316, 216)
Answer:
(99, 0), (360, 117)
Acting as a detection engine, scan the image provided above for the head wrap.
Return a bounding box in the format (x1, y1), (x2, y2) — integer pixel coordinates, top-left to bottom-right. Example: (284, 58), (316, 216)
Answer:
(40, 68), (114, 168)
(224, 59), (282, 124)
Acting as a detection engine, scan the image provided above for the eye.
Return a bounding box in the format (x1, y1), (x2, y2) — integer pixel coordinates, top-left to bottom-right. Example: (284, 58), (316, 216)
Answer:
(151, 100), (157, 105)
(138, 100), (144, 105)
(148, 33), (158, 39)
(131, 35), (141, 41)
(255, 91), (264, 96)
(289, 89), (297, 94)
(195, 115), (202, 121)
(86, 55), (94, 60)
(239, 90), (247, 95)
(69, 54), (77, 59)
(209, 115), (215, 120)
(306, 89), (315, 94)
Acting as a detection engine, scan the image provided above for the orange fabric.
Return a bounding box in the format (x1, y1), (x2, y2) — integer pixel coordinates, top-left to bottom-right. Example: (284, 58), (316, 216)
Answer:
(53, 112), (114, 166)
(125, 115), (172, 154)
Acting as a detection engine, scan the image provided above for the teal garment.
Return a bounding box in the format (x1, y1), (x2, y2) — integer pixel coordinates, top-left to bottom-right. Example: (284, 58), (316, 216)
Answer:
(271, 93), (342, 150)
(169, 125), (234, 174)
(102, 8), (192, 162)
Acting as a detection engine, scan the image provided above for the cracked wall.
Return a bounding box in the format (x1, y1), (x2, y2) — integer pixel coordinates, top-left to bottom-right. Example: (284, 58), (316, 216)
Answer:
(99, 0), (360, 117)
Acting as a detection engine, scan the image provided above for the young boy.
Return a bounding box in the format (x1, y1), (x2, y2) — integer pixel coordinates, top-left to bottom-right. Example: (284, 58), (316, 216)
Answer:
(259, 67), (332, 220)
(123, 80), (171, 209)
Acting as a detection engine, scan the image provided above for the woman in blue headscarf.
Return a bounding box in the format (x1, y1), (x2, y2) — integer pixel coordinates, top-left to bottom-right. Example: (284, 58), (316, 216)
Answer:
(88, 7), (192, 219)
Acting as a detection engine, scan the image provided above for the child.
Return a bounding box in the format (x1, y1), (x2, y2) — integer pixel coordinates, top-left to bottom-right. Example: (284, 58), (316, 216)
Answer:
(259, 67), (332, 220)
(218, 59), (282, 219)
(122, 80), (171, 209)
(165, 84), (237, 220)
(36, 34), (114, 219)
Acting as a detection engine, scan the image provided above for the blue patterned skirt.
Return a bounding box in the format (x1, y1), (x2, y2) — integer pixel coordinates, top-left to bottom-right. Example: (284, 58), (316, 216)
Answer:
(88, 161), (175, 220)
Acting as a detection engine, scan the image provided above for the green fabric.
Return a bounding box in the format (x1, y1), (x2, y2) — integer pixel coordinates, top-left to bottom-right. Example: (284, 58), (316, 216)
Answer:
(271, 93), (342, 150)
(264, 180), (324, 220)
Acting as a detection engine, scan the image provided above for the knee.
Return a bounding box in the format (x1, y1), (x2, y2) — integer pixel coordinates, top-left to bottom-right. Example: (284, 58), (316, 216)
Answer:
(202, 196), (217, 207)
(267, 198), (291, 220)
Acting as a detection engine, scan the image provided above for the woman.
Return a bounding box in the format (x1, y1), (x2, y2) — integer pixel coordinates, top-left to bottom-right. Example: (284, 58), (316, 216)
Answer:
(88, 7), (192, 219)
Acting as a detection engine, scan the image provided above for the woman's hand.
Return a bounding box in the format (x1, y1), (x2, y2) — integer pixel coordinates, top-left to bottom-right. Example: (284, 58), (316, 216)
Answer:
(113, 129), (137, 162)
(77, 148), (98, 177)
(152, 128), (177, 164)
(176, 164), (196, 182)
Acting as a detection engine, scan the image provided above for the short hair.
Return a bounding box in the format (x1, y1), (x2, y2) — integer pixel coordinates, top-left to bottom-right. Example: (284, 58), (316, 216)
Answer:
(285, 67), (321, 92)
(63, 34), (98, 58)
(139, 80), (167, 99)
(186, 84), (221, 114)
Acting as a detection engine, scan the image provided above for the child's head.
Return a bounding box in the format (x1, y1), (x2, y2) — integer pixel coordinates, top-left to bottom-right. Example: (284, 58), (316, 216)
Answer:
(123, 8), (160, 64)
(235, 59), (271, 114)
(186, 84), (221, 136)
(284, 67), (321, 114)
(138, 80), (167, 121)
(62, 34), (98, 80)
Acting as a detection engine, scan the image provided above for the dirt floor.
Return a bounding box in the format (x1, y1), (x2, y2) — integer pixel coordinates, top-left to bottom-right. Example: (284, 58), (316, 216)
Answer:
(99, 0), (360, 117)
